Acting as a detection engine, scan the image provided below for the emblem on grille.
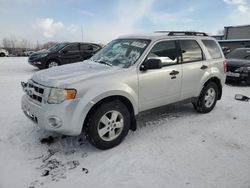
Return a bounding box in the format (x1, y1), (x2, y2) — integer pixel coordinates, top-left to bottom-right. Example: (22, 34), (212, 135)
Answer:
(26, 88), (34, 95)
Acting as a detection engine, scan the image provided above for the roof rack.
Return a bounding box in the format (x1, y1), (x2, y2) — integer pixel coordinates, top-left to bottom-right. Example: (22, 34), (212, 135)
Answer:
(155, 31), (209, 37)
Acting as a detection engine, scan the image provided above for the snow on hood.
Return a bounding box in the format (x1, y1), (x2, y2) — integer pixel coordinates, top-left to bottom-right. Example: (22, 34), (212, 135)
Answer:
(32, 60), (121, 87)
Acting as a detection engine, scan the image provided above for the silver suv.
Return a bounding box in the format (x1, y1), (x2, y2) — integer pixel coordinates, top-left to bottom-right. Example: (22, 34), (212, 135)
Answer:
(21, 31), (227, 149)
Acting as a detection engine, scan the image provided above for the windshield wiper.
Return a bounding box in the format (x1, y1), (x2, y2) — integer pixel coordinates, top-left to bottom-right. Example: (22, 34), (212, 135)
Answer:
(93, 60), (113, 67)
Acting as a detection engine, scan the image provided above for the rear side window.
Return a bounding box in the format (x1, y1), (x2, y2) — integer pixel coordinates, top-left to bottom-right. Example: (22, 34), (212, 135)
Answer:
(180, 40), (203, 63)
(147, 40), (179, 66)
(64, 44), (79, 52)
(202, 40), (222, 59)
(80, 44), (93, 51)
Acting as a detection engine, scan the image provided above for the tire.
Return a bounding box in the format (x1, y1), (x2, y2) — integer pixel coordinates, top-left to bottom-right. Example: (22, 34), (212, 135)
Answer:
(47, 60), (59, 68)
(192, 82), (218, 113)
(246, 74), (250, 85)
(85, 100), (131, 150)
(0, 53), (5, 57)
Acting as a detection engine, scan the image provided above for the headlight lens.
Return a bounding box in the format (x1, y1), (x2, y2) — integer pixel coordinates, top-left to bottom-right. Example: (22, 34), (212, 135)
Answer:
(48, 88), (77, 104)
(235, 67), (250, 73)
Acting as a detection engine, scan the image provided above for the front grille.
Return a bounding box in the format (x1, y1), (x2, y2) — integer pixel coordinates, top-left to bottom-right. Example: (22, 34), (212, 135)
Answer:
(26, 80), (45, 103)
(29, 54), (38, 61)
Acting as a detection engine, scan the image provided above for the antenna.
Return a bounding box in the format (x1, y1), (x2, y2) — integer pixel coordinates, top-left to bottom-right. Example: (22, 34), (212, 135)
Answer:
(81, 24), (83, 42)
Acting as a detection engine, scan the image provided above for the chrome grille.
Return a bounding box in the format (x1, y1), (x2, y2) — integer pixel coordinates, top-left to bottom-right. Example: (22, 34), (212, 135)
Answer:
(25, 80), (45, 103)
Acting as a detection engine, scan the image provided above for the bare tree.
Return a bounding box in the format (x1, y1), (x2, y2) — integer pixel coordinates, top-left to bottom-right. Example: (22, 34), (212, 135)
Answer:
(42, 42), (57, 49)
(9, 35), (17, 49)
(2, 38), (12, 48)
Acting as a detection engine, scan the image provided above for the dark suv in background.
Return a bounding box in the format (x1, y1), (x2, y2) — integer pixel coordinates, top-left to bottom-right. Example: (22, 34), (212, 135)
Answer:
(226, 48), (250, 85)
(28, 42), (102, 69)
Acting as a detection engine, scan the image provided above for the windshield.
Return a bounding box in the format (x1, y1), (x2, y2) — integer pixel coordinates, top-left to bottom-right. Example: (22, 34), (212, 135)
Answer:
(226, 49), (250, 60)
(48, 43), (68, 52)
(91, 39), (150, 68)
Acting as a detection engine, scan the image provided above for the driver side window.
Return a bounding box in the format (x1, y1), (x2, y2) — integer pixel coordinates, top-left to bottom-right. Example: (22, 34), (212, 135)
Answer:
(147, 40), (179, 66)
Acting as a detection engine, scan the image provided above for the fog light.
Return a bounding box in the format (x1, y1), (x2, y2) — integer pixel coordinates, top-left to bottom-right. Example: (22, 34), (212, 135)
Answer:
(48, 116), (62, 128)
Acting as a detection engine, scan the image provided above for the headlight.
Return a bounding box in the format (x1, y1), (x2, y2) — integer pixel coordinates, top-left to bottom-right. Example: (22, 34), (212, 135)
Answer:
(235, 67), (250, 73)
(48, 88), (77, 104)
(37, 54), (48, 58)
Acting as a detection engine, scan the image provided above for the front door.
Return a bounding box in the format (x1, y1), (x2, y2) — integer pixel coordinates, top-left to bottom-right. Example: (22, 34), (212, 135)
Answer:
(138, 40), (182, 111)
(60, 44), (82, 64)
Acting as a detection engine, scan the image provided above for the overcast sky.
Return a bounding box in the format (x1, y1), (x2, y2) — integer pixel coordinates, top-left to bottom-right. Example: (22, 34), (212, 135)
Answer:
(0, 0), (250, 44)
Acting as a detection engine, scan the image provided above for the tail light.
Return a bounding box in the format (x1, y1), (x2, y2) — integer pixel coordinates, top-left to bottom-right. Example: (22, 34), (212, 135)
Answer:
(223, 60), (227, 73)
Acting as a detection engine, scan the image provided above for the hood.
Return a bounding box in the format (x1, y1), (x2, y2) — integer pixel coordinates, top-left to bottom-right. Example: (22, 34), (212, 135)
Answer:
(31, 60), (122, 87)
(227, 58), (250, 67)
(31, 49), (51, 56)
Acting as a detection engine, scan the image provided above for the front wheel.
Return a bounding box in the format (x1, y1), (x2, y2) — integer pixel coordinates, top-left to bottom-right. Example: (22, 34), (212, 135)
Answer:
(192, 82), (218, 113)
(85, 100), (131, 150)
(47, 60), (59, 68)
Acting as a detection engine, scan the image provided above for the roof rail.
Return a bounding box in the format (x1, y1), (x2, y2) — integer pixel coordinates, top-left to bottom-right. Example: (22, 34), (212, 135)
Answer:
(155, 31), (209, 37)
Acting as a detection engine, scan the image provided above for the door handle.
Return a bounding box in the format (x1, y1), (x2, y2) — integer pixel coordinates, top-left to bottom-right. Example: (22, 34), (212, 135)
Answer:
(201, 65), (208, 70)
(169, 70), (179, 76)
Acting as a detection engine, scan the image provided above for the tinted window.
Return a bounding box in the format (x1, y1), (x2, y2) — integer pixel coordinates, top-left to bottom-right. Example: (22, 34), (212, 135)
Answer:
(227, 49), (250, 60)
(180, 40), (203, 63)
(48, 43), (68, 52)
(147, 40), (178, 66)
(64, 44), (79, 52)
(202, 40), (222, 59)
(80, 44), (93, 51)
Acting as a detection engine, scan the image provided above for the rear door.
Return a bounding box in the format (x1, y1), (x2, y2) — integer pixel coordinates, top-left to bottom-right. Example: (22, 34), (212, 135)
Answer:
(60, 44), (82, 64)
(80, 44), (95, 60)
(138, 40), (182, 111)
(179, 39), (209, 99)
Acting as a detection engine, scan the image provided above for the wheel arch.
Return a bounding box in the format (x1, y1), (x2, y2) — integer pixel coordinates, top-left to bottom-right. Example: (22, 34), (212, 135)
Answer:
(83, 95), (137, 132)
(202, 77), (222, 100)
(46, 58), (61, 66)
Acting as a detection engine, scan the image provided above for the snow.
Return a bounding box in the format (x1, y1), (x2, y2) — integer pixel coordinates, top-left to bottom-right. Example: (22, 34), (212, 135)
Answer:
(0, 57), (250, 188)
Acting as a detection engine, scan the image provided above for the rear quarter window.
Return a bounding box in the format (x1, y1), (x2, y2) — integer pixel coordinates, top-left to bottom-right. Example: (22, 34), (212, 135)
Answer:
(202, 40), (222, 59)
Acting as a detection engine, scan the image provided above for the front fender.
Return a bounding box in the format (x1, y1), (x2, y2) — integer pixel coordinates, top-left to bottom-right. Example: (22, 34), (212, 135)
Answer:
(70, 83), (138, 135)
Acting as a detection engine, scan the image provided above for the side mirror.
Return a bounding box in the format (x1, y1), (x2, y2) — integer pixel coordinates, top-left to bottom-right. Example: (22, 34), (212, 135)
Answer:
(140, 59), (162, 71)
(235, 94), (249, 102)
(62, 49), (68, 54)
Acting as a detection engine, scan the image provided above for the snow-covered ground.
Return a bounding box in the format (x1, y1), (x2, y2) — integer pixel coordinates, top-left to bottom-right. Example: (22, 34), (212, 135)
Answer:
(0, 57), (250, 188)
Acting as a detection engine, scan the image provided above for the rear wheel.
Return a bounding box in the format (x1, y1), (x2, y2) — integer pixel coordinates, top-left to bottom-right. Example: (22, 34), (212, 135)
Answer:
(85, 100), (131, 150)
(192, 82), (218, 113)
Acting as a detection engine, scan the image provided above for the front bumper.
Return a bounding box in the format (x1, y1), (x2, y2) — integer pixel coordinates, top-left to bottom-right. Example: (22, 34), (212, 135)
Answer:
(21, 94), (85, 136)
(28, 58), (46, 69)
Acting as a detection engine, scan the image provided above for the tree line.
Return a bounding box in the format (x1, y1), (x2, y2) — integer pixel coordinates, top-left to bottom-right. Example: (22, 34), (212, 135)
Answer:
(1, 36), (56, 55)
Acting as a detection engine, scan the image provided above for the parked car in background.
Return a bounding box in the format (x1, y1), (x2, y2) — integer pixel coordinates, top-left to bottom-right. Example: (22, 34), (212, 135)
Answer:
(0, 49), (9, 57)
(226, 48), (250, 85)
(28, 42), (102, 69)
(21, 31), (226, 149)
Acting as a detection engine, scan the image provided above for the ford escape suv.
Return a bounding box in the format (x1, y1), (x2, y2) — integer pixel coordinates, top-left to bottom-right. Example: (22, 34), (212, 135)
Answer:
(21, 31), (227, 149)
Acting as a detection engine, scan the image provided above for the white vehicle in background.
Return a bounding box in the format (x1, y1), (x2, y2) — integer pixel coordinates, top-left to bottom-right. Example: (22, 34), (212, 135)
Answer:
(0, 49), (9, 57)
